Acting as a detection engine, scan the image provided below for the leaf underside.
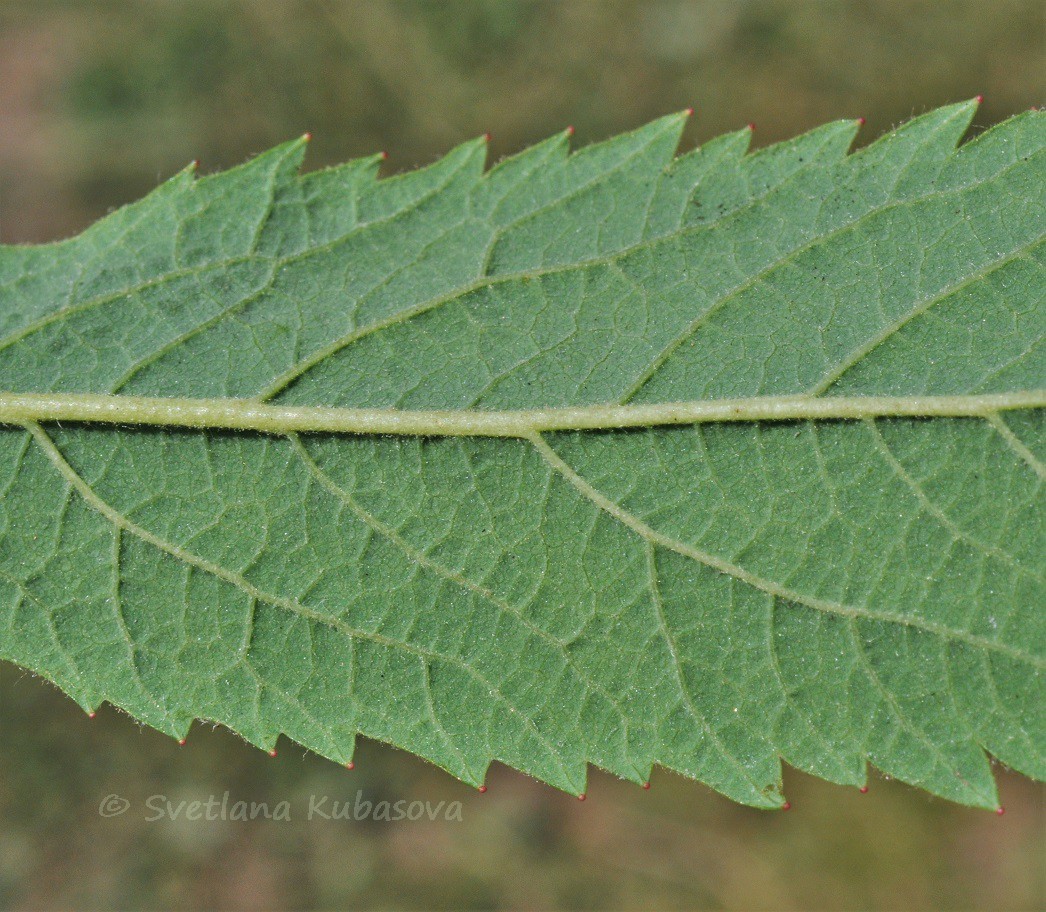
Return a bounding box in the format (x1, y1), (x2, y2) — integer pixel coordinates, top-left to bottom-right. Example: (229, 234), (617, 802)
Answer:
(0, 101), (1043, 808)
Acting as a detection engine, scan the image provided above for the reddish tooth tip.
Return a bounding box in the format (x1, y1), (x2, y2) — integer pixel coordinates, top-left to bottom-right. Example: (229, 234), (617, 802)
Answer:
(859, 785), (869, 793)
(345, 761), (355, 770)
(478, 785), (487, 793)
(268, 749), (278, 758)
(747, 122), (756, 132)
(642, 782), (651, 790)
(565, 125), (575, 136)
(379, 150), (389, 161)
(482, 132), (492, 142)
(577, 793), (587, 802)
(857, 117), (866, 126)
(191, 159), (200, 169)
(177, 738), (187, 746)
(996, 806), (1006, 816)
(975, 95), (985, 104)
(781, 801), (791, 811)
(684, 107), (694, 117)
(303, 132), (312, 142)
(87, 711), (96, 719)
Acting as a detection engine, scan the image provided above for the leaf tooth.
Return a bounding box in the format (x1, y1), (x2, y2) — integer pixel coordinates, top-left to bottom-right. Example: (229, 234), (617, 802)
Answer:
(684, 126), (753, 167)
(356, 135), (487, 223)
(300, 152), (385, 196)
(174, 138), (309, 267)
(491, 743), (588, 795)
(487, 128), (572, 180)
(208, 713), (283, 755)
(193, 135), (309, 193)
(675, 121), (859, 235)
(641, 129), (751, 239)
(560, 112), (690, 195)
(482, 114), (688, 273)
(846, 99), (979, 195)
(744, 118), (860, 174)
(651, 712), (785, 808)
(568, 111), (689, 163)
(269, 153), (386, 253)
(477, 130), (572, 219)
(567, 114), (686, 190)
(173, 160), (200, 186)
(942, 107), (1046, 188)
(21, 662), (103, 719)
(711, 119), (861, 210)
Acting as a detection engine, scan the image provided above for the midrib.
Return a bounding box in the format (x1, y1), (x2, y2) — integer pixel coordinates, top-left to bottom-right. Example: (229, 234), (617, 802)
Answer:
(0, 390), (1041, 437)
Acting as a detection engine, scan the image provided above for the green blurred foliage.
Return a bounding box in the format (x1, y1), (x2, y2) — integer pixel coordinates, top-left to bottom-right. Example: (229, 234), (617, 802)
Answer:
(2, 0), (1043, 243)
(0, 2), (1043, 909)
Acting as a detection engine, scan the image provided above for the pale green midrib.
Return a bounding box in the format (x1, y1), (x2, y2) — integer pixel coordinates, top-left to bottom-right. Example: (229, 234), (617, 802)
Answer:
(0, 391), (1041, 436)
(25, 422), (575, 785)
(524, 432), (1045, 671)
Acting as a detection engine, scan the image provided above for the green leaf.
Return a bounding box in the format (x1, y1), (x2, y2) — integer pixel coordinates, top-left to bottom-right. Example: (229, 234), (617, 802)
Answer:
(0, 101), (1042, 809)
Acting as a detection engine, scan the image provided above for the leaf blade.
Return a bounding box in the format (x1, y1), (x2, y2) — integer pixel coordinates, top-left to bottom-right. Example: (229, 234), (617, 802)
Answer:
(0, 102), (1042, 808)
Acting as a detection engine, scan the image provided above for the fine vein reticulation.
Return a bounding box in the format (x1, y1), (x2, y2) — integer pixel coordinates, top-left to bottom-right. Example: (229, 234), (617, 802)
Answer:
(0, 100), (1042, 809)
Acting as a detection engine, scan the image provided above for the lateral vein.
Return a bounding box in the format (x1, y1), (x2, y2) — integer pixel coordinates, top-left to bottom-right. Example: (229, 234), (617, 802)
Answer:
(524, 430), (1045, 670)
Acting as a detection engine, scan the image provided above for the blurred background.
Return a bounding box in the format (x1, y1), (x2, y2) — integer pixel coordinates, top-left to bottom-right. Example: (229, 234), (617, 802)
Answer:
(0, 1), (1043, 909)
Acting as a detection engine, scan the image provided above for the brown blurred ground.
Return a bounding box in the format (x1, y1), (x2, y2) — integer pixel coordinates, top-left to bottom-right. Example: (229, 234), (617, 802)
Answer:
(0, 2), (1044, 909)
